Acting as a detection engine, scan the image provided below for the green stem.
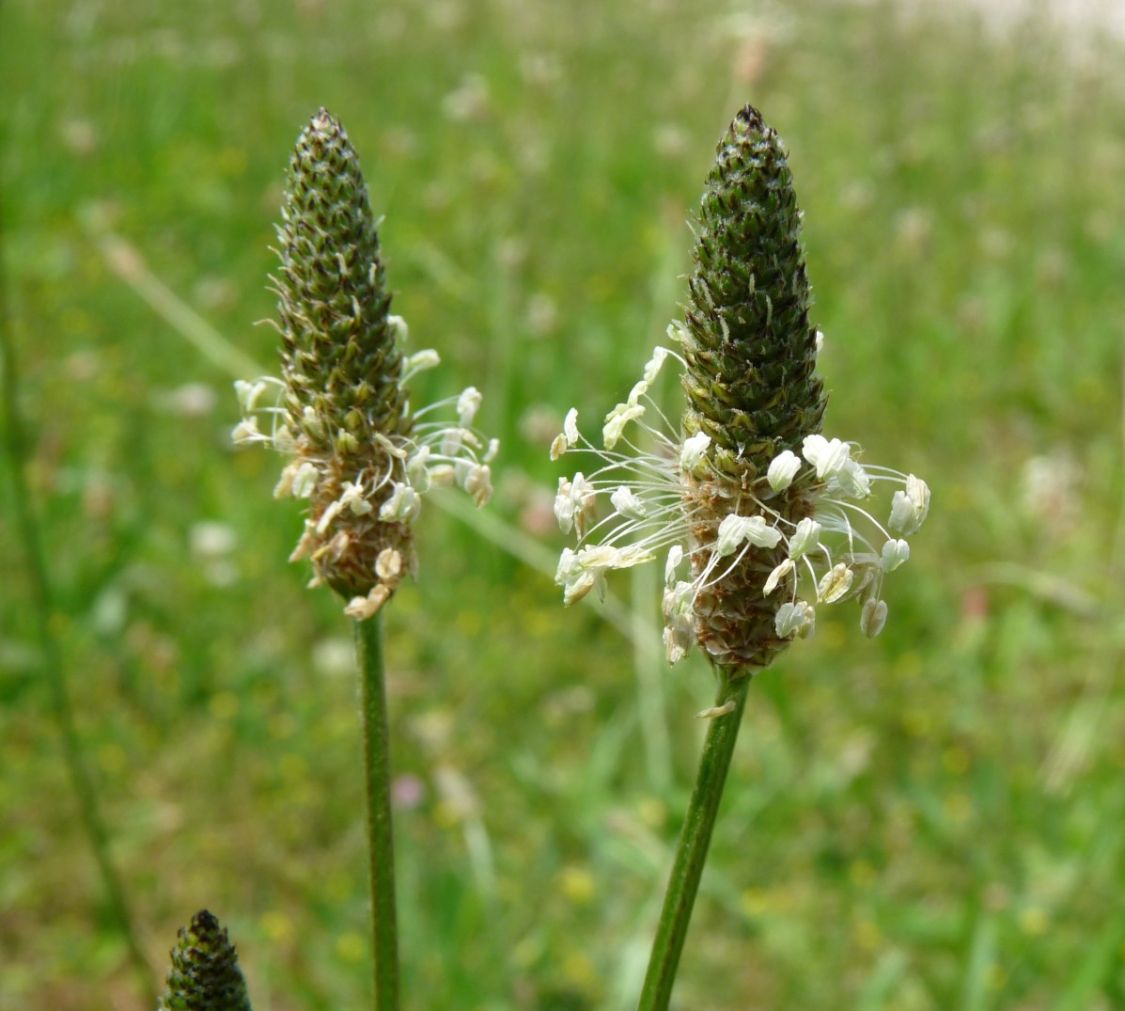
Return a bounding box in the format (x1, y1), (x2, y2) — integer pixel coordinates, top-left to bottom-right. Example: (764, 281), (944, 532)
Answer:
(0, 219), (155, 1003)
(355, 614), (400, 1010)
(638, 670), (751, 1011)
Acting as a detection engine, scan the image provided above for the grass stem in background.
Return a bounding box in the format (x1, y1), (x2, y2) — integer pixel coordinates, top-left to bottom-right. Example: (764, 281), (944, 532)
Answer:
(355, 614), (400, 1010)
(0, 207), (155, 1005)
(637, 672), (750, 1011)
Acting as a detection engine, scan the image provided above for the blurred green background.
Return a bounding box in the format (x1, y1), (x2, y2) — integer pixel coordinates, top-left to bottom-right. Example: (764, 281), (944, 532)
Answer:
(3, 0), (1124, 1008)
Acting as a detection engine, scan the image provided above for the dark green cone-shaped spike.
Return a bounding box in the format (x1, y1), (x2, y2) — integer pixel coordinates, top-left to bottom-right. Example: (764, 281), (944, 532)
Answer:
(680, 106), (825, 672)
(157, 910), (252, 1011)
(276, 108), (410, 453)
(271, 108), (416, 598)
(681, 104), (825, 476)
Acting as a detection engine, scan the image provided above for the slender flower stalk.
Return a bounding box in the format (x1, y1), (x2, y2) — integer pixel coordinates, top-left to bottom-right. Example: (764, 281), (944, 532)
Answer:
(157, 910), (253, 1011)
(637, 672), (748, 1011)
(0, 204), (155, 1004)
(234, 109), (496, 1009)
(355, 613), (399, 1009)
(550, 106), (930, 1008)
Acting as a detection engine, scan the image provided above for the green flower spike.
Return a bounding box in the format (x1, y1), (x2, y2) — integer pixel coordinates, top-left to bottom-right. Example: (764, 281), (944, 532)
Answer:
(157, 910), (252, 1011)
(552, 104), (929, 674)
(551, 104), (933, 1011)
(677, 104), (827, 670)
(234, 109), (497, 618)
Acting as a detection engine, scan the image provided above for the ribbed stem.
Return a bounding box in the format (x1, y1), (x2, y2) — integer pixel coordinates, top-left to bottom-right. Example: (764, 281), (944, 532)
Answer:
(355, 614), (400, 1010)
(0, 209), (155, 1004)
(637, 671), (751, 1011)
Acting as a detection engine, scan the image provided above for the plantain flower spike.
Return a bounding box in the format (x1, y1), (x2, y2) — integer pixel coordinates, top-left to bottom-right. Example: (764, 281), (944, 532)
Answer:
(157, 909), (252, 1011)
(551, 105), (929, 673)
(234, 109), (497, 618)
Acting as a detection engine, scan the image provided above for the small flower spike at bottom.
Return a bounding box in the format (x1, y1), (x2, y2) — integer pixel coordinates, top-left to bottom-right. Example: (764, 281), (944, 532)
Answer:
(551, 105), (929, 674)
(157, 910), (252, 1011)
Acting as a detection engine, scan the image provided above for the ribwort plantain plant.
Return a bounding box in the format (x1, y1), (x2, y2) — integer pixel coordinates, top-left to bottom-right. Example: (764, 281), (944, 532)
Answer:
(233, 109), (497, 1009)
(550, 105), (930, 1009)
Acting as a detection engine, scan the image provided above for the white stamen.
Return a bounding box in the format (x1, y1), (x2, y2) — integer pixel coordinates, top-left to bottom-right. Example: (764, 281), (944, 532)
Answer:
(860, 597), (888, 637)
(611, 485), (647, 519)
(775, 600), (815, 639)
(379, 482), (421, 523)
(465, 464), (493, 506)
(375, 548), (402, 581)
(231, 417), (261, 444)
(680, 432), (711, 470)
(664, 545), (684, 586)
(881, 538), (910, 572)
(387, 314), (409, 343)
(802, 434), (851, 479)
(603, 402), (645, 449)
(316, 499), (344, 535)
(767, 449), (802, 491)
(817, 562), (854, 603)
(408, 349), (440, 372)
(788, 517), (822, 559)
(407, 447), (433, 493)
(345, 585), (390, 620)
(763, 559), (795, 596)
(340, 480), (373, 515)
(291, 461), (319, 498)
(716, 514), (783, 556)
(564, 408), (580, 446)
(457, 387), (482, 427)
(234, 379), (268, 412)
(830, 460), (871, 499)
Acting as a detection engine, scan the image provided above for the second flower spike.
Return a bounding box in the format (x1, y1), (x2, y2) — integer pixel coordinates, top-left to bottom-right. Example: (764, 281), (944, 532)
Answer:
(233, 109), (498, 618)
(552, 105), (929, 673)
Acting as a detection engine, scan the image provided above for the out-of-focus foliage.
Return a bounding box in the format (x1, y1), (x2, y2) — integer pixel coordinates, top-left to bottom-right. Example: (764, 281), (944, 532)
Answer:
(2, 0), (1123, 1008)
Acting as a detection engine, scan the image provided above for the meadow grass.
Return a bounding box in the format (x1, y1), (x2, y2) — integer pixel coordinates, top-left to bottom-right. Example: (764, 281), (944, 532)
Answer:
(2, 0), (1124, 1008)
